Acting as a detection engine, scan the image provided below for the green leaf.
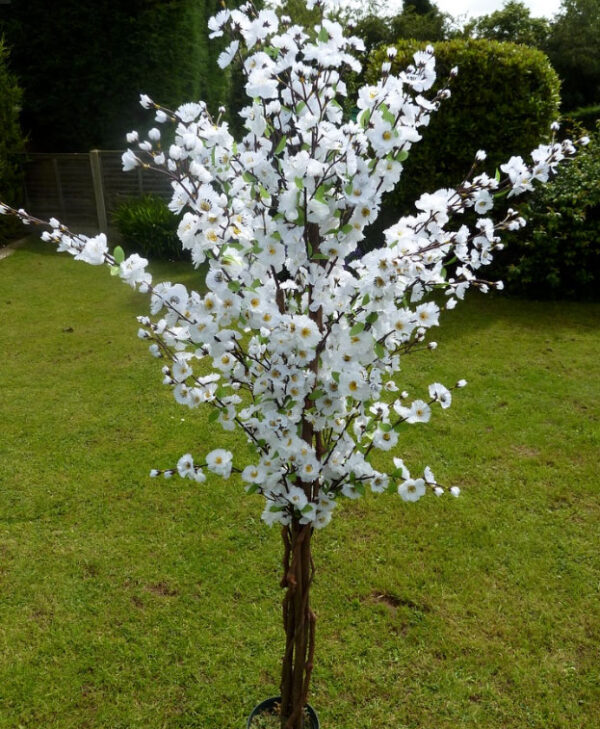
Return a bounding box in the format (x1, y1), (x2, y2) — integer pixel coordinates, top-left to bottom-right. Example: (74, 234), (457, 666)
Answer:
(312, 252), (329, 260)
(295, 176), (304, 190)
(228, 280), (241, 292)
(359, 109), (371, 129)
(318, 26), (329, 43)
(341, 223), (354, 235)
(243, 171), (255, 184)
(366, 311), (378, 325)
(331, 371), (340, 384)
(374, 341), (386, 359)
(274, 136), (287, 155)
(112, 246), (125, 264)
(208, 409), (220, 423)
(495, 167), (501, 182)
(381, 104), (396, 126)
(350, 322), (364, 335)
(308, 389), (325, 401)
(245, 483), (260, 495)
(314, 185), (327, 203)
(396, 150), (409, 162)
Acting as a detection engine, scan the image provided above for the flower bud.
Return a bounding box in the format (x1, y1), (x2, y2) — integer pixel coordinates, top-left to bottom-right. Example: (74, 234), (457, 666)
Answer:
(139, 94), (153, 109)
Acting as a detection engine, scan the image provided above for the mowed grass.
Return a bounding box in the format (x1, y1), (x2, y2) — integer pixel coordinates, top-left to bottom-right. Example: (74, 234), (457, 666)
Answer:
(1, 237), (599, 729)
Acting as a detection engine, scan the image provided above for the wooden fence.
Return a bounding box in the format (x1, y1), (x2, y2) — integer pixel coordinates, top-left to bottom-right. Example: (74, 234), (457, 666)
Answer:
(22, 151), (172, 236)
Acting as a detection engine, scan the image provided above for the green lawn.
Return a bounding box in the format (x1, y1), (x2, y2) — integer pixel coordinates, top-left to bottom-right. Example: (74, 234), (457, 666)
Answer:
(1, 237), (599, 729)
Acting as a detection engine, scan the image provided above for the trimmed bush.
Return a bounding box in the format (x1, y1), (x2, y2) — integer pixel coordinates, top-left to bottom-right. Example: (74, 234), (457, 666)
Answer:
(0, 37), (25, 245)
(495, 126), (600, 300)
(364, 39), (560, 244)
(112, 195), (184, 262)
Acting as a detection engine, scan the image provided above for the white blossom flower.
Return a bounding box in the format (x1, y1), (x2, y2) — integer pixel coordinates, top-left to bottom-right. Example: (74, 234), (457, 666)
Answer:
(428, 382), (452, 409)
(206, 449), (233, 478)
(218, 40), (239, 70)
(75, 233), (108, 265)
(287, 485), (308, 511)
(177, 453), (195, 478)
(121, 149), (139, 171)
(398, 478), (426, 502)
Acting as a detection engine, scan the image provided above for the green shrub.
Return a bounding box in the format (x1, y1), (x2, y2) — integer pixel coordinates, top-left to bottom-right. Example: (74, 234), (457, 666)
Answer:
(0, 37), (25, 245)
(112, 195), (185, 261)
(364, 39), (560, 246)
(495, 127), (600, 300)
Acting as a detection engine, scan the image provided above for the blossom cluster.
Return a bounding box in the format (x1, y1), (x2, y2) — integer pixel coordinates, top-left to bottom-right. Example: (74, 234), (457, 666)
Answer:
(1, 1), (582, 529)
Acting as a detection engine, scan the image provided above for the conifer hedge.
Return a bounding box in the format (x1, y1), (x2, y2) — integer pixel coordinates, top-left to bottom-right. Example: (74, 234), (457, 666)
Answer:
(365, 39), (560, 238)
(0, 0), (231, 152)
(0, 38), (25, 244)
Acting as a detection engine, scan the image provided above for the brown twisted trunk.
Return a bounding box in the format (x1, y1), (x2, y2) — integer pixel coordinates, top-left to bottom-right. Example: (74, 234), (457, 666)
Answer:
(279, 520), (316, 729)
(279, 224), (321, 727)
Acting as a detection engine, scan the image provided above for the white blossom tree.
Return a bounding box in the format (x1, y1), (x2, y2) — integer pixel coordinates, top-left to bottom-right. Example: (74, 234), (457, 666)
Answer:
(1, 1), (585, 727)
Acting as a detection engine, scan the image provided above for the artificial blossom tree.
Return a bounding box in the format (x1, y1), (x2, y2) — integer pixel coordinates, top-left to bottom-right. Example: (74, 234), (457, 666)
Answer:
(1, 1), (585, 726)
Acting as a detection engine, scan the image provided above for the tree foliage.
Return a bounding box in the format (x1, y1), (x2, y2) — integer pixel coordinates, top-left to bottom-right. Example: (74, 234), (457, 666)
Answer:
(462, 1), (551, 47)
(459, 0), (600, 112)
(545, 0), (600, 110)
(350, 2), (450, 52)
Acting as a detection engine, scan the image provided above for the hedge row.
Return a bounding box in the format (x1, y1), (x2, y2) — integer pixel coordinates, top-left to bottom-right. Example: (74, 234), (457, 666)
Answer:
(364, 39), (560, 238)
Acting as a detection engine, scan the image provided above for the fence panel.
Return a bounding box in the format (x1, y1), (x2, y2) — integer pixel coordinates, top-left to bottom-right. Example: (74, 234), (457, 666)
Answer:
(22, 151), (173, 237)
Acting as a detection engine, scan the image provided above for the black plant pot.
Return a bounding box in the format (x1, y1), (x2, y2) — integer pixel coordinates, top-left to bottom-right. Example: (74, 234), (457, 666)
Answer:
(247, 696), (320, 728)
